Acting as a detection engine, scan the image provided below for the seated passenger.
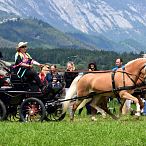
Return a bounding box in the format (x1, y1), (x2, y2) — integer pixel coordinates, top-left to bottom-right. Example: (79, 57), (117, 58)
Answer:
(39, 64), (50, 84)
(46, 64), (63, 94)
(0, 52), (11, 87)
(0, 52), (11, 77)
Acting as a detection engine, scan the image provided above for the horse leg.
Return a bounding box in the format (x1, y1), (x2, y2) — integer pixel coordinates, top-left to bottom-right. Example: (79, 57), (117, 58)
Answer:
(120, 91), (141, 117)
(119, 99), (126, 116)
(89, 96), (107, 121)
(90, 104), (106, 121)
(103, 107), (118, 120)
(100, 97), (118, 120)
(72, 81), (91, 121)
(137, 95), (144, 110)
(90, 96), (118, 120)
(121, 99), (132, 115)
(71, 94), (92, 121)
(119, 99), (135, 116)
(70, 99), (84, 121)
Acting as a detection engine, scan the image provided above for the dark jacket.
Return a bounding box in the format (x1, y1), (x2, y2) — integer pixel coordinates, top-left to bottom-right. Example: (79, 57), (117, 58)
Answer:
(46, 72), (63, 88)
(64, 70), (78, 88)
(46, 72), (62, 82)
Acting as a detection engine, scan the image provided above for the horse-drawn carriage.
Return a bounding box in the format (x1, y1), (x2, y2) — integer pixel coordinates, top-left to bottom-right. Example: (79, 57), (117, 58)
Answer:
(0, 66), (66, 122)
(0, 57), (146, 122)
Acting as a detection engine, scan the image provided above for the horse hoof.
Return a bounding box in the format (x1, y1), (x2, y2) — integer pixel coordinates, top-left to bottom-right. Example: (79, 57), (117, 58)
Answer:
(70, 119), (74, 122)
(134, 112), (140, 120)
(112, 115), (118, 120)
(102, 113), (106, 119)
(134, 115), (140, 120)
(130, 110), (136, 116)
(91, 116), (97, 121)
(117, 115), (120, 118)
(135, 112), (140, 117)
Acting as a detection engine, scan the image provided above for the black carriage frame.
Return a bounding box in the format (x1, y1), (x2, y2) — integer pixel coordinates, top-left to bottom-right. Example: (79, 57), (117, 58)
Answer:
(0, 72), (66, 122)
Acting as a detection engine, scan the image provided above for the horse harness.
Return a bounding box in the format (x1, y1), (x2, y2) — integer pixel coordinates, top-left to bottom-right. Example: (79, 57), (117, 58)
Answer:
(111, 64), (146, 103)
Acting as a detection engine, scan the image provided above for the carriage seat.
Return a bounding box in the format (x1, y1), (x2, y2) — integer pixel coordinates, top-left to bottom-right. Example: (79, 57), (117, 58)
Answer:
(10, 67), (39, 91)
(10, 73), (40, 91)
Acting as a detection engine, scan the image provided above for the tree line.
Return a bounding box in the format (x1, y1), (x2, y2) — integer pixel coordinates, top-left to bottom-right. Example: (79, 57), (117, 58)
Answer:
(0, 47), (143, 70)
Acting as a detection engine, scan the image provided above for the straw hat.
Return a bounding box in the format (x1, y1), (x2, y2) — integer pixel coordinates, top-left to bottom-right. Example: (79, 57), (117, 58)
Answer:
(16, 42), (28, 50)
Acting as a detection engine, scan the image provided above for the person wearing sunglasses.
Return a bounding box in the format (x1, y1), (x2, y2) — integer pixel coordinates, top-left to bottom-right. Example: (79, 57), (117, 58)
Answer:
(14, 42), (45, 93)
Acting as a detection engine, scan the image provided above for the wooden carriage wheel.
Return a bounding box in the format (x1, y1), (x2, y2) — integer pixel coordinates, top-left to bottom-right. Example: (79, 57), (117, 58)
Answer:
(19, 97), (46, 122)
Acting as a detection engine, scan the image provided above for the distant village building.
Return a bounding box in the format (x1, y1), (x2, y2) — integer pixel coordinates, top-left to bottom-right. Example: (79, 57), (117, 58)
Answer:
(143, 54), (146, 58)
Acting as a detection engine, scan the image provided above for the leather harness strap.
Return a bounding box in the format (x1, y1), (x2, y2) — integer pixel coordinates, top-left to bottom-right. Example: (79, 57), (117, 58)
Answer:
(111, 64), (146, 103)
(111, 71), (122, 104)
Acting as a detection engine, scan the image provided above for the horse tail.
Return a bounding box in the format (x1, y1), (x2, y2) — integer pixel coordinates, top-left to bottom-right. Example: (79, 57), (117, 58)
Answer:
(62, 73), (83, 113)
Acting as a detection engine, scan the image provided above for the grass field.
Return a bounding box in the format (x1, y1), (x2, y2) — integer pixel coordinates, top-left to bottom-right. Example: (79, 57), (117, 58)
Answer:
(0, 112), (146, 146)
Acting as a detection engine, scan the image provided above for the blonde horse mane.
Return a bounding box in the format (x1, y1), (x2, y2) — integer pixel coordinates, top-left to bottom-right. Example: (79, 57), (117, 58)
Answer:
(126, 58), (146, 66)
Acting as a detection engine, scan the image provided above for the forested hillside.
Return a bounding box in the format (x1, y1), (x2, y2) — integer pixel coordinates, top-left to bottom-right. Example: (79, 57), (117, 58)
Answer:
(0, 47), (142, 70)
(0, 18), (96, 50)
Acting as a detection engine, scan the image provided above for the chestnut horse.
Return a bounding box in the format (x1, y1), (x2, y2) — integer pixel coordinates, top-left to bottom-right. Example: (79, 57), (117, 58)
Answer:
(63, 74), (117, 120)
(63, 58), (146, 120)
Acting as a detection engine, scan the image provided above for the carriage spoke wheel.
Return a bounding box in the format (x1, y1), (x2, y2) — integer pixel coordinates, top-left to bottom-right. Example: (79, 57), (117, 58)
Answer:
(19, 98), (46, 122)
(0, 99), (6, 121)
(46, 102), (66, 121)
(6, 106), (20, 122)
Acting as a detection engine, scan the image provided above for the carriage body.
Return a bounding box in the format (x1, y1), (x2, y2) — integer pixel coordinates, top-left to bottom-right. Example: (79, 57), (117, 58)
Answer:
(0, 71), (66, 122)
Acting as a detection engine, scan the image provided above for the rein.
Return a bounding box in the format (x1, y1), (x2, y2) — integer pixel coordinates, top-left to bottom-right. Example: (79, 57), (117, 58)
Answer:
(56, 82), (146, 104)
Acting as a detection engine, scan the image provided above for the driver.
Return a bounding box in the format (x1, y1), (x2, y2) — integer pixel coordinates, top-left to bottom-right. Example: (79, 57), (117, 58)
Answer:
(14, 42), (45, 92)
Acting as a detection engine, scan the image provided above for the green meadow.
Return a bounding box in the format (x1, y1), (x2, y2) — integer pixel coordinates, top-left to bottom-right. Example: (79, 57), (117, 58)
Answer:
(0, 113), (146, 146)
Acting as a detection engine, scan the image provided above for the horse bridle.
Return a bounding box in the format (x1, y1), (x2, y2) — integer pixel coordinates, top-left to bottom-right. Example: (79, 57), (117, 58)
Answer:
(139, 63), (146, 84)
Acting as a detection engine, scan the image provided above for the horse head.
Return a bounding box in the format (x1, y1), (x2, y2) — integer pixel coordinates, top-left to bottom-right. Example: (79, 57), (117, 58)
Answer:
(138, 62), (146, 85)
(124, 58), (146, 85)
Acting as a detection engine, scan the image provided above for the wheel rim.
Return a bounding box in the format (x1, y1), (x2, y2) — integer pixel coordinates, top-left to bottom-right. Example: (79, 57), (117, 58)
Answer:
(20, 98), (45, 122)
(0, 100), (6, 121)
(6, 106), (20, 122)
(46, 102), (65, 121)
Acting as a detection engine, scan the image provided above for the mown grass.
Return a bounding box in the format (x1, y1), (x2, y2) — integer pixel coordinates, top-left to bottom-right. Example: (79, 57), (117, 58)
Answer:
(0, 113), (146, 146)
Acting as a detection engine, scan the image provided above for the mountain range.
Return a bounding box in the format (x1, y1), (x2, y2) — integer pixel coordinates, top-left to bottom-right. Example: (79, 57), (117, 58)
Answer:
(0, 0), (146, 53)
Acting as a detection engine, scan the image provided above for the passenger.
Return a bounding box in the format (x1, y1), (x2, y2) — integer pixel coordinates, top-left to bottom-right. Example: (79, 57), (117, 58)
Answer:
(64, 61), (78, 117)
(78, 62), (97, 116)
(45, 64), (63, 99)
(112, 58), (132, 114)
(64, 61), (78, 91)
(39, 64), (50, 84)
(112, 58), (124, 71)
(88, 62), (97, 71)
(14, 42), (45, 93)
(0, 52), (11, 76)
(0, 52), (12, 87)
